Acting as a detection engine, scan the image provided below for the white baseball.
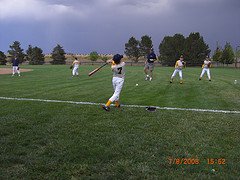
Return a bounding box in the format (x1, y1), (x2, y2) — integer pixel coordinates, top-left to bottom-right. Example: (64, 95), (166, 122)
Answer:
(136, 83), (139, 86)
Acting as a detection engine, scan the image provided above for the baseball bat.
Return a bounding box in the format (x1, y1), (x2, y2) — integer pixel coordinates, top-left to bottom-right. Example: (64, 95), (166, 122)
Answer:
(88, 63), (108, 76)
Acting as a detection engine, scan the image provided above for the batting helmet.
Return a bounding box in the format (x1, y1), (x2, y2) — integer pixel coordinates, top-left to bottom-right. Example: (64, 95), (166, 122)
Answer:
(113, 54), (123, 64)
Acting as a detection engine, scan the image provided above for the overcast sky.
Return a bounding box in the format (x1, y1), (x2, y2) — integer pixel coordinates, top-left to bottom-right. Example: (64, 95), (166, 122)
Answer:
(0, 0), (239, 54)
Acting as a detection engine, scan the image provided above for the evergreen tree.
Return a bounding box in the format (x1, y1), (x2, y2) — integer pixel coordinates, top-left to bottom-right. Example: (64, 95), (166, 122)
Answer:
(184, 32), (210, 66)
(221, 42), (235, 65)
(26, 45), (33, 62)
(159, 34), (185, 66)
(159, 32), (209, 66)
(139, 35), (153, 57)
(125, 36), (140, 62)
(26, 45), (45, 65)
(0, 51), (7, 65)
(8, 41), (25, 63)
(212, 46), (222, 63)
(51, 44), (66, 64)
(159, 36), (174, 66)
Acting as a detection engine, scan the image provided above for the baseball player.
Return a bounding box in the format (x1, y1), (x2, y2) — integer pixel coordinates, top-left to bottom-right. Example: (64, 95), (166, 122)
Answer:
(12, 56), (20, 76)
(199, 56), (211, 81)
(144, 48), (157, 81)
(170, 55), (185, 84)
(71, 57), (80, 77)
(102, 54), (125, 111)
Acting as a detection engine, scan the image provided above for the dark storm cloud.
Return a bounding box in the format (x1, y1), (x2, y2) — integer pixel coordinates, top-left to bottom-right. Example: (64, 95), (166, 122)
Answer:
(0, 0), (239, 54)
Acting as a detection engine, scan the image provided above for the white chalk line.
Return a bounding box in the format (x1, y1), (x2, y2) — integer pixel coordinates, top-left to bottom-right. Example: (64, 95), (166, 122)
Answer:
(0, 96), (240, 114)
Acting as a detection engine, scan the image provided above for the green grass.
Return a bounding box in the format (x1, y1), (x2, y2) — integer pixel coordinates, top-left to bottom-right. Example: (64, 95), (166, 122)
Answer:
(0, 65), (240, 179)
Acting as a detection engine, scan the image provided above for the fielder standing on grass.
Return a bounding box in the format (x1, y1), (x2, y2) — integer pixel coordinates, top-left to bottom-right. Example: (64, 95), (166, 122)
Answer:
(71, 57), (80, 77)
(12, 56), (20, 76)
(170, 55), (185, 84)
(199, 55), (212, 81)
(102, 54), (125, 111)
(144, 48), (157, 81)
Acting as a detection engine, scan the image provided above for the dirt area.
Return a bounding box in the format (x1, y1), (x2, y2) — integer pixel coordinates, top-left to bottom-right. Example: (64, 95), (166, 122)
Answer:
(0, 68), (33, 74)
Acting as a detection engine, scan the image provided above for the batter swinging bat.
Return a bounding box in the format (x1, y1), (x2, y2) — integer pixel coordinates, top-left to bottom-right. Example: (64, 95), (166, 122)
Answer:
(88, 63), (108, 76)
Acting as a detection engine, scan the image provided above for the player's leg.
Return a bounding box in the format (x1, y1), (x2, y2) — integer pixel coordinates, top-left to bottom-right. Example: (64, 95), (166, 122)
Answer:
(12, 66), (16, 76)
(103, 77), (118, 111)
(199, 69), (205, 80)
(12, 66), (15, 76)
(103, 78), (124, 111)
(207, 69), (211, 81)
(72, 67), (75, 76)
(103, 79), (116, 111)
(179, 70), (183, 84)
(148, 70), (153, 81)
(109, 78), (124, 102)
(170, 69), (177, 83)
(144, 63), (150, 80)
(114, 89), (120, 108)
(76, 68), (79, 76)
(149, 64), (154, 81)
(114, 79), (124, 107)
(17, 67), (20, 76)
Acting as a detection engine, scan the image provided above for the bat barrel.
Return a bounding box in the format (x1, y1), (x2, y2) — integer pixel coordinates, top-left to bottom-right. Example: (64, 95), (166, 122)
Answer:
(88, 63), (108, 76)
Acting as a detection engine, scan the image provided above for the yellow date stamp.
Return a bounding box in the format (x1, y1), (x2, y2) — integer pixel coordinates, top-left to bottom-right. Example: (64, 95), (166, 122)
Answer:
(168, 157), (226, 165)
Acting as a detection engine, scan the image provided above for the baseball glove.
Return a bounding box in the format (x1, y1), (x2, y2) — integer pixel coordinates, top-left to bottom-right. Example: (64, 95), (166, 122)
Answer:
(17, 67), (20, 70)
(146, 106), (157, 112)
(207, 62), (211, 68)
(70, 65), (73, 69)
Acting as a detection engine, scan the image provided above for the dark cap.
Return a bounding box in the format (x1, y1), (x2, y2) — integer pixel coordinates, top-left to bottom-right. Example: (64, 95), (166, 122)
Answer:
(113, 54), (123, 64)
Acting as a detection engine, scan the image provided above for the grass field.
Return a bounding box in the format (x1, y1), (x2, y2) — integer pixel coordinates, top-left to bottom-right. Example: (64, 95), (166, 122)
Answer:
(0, 65), (240, 179)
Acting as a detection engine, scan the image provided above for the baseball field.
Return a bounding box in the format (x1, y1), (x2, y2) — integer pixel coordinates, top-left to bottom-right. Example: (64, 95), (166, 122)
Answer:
(0, 65), (240, 179)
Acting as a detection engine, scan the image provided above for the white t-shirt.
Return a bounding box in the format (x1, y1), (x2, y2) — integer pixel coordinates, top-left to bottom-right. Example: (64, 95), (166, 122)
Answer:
(175, 60), (184, 70)
(203, 60), (211, 68)
(73, 60), (79, 68)
(112, 62), (125, 78)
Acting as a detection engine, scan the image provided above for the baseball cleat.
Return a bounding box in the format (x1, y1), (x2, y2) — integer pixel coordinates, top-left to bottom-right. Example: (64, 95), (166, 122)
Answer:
(102, 105), (110, 111)
(209, 79), (211, 81)
(145, 75), (150, 81)
(199, 78), (201, 80)
(180, 81), (183, 84)
(170, 80), (173, 83)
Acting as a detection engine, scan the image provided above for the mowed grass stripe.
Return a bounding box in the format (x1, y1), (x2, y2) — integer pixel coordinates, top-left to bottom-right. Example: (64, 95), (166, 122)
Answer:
(0, 65), (239, 110)
(0, 96), (240, 114)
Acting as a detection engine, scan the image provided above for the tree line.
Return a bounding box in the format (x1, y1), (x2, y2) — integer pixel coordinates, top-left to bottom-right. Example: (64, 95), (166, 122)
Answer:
(0, 33), (239, 66)
(125, 33), (238, 66)
(0, 41), (66, 65)
(0, 41), (108, 65)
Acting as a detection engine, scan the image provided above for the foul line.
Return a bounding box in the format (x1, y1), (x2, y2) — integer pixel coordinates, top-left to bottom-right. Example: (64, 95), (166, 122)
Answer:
(0, 96), (240, 114)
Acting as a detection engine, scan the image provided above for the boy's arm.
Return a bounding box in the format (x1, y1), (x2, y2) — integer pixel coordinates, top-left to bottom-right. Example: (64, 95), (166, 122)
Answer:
(174, 61), (178, 68)
(106, 59), (113, 64)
